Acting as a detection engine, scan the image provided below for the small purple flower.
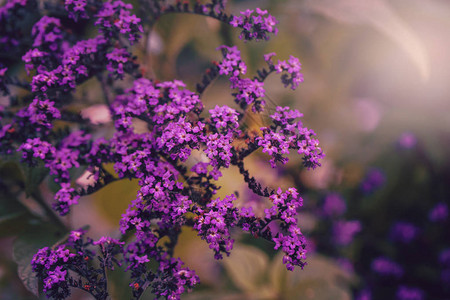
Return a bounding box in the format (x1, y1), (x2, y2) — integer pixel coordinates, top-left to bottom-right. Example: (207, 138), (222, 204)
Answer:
(191, 162), (208, 175)
(429, 202), (448, 222)
(333, 220), (361, 246)
(360, 168), (386, 194)
(31, 16), (63, 51)
(439, 249), (450, 266)
(231, 8), (279, 41)
(65, 0), (88, 20)
(356, 289), (372, 300)
(95, 0), (143, 43)
(441, 269), (450, 284)
(398, 132), (417, 149)
(106, 47), (134, 79)
(1, 1), (327, 298)
(390, 222), (419, 244)
(275, 55), (304, 90)
(322, 193), (346, 217)
(396, 286), (424, 300)
(371, 257), (403, 278)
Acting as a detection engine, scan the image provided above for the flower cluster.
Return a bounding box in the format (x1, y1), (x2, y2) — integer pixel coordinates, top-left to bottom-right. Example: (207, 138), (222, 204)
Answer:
(257, 106), (324, 169)
(274, 56), (304, 90)
(360, 168), (386, 194)
(31, 229), (123, 299)
(65, 0), (89, 21)
(32, 247), (73, 299)
(371, 257), (404, 278)
(0, 0), (325, 299)
(322, 193), (346, 217)
(106, 47), (137, 79)
(230, 8), (279, 41)
(332, 220), (361, 246)
(267, 188), (307, 270)
(194, 194), (238, 259)
(31, 16), (64, 52)
(429, 202), (448, 222)
(0, 0), (36, 53)
(390, 222), (419, 244)
(216, 45), (265, 111)
(95, 0), (143, 43)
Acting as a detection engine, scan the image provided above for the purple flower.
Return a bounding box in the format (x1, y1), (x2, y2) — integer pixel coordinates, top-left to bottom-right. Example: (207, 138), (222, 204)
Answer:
(95, 0), (143, 43)
(106, 47), (135, 79)
(31, 16), (63, 51)
(398, 132), (417, 149)
(429, 202), (448, 222)
(333, 220), (361, 246)
(275, 55), (304, 90)
(441, 269), (450, 284)
(256, 106), (324, 169)
(194, 194), (238, 260)
(371, 257), (404, 278)
(356, 289), (372, 300)
(360, 168), (386, 194)
(0, 1), (326, 298)
(209, 105), (240, 132)
(322, 193), (346, 217)
(53, 183), (81, 215)
(439, 248), (450, 266)
(396, 286), (424, 300)
(390, 222), (419, 244)
(231, 8), (279, 41)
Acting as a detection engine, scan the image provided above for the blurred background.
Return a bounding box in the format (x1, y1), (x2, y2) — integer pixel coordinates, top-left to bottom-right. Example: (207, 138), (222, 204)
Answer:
(1, 0), (450, 299)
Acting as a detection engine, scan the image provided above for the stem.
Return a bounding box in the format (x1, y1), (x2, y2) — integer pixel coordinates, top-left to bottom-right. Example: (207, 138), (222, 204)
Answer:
(233, 159), (273, 197)
(7, 76), (32, 92)
(31, 189), (68, 231)
(196, 65), (220, 95)
(101, 254), (109, 300)
(96, 73), (112, 108)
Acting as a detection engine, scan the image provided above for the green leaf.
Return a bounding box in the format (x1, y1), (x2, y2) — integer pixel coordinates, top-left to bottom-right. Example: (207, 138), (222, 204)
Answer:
(270, 253), (356, 300)
(13, 223), (68, 296)
(0, 159), (25, 184)
(24, 163), (49, 197)
(0, 211), (33, 237)
(0, 186), (35, 237)
(222, 244), (275, 298)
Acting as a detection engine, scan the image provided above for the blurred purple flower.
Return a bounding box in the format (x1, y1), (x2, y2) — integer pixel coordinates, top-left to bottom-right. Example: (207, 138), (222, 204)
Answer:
(337, 257), (354, 273)
(396, 286), (424, 300)
(390, 222), (419, 244)
(429, 203), (448, 222)
(322, 193), (346, 217)
(360, 168), (386, 194)
(371, 257), (403, 278)
(333, 220), (361, 246)
(356, 289), (372, 300)
(398, 132), (417, 149)
(441, 269), (450, 284)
